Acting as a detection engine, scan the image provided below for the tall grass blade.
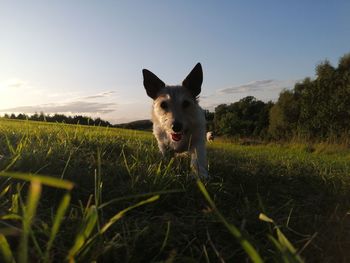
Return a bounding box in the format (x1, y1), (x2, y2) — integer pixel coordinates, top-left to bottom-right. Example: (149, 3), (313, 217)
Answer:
(260, 213), (304, 263)
(0, 234), (15, 263)
(67, 205), (98, 261)
(18, 180), (42, 263)
(98, 189), (183, 209)
(276, 228), (297, 254)
(95, 148), (102, 208)
(160, 221), (171, 252)
(197, 180), (263, 263)
(43, 192), (71, 263)
(258, 213), (274, 223)
(151, 220), (171, 261)
(0, 185), (10, 199)
(60, 152), (72, 180)
(0, 214), (21, 220)
(100, 195), (159, 234)
(76, 195), (160, 260)
(9, 192), (19, 214)
(0, 172), (74, 190)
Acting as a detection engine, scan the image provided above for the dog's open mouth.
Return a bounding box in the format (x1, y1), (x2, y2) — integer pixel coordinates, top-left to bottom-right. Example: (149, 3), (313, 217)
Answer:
(171, 133), (182, 142)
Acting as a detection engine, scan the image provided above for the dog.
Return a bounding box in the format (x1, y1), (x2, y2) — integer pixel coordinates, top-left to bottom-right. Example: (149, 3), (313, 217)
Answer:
(206, 131), (214, 142)
(142, 63), (208, 178)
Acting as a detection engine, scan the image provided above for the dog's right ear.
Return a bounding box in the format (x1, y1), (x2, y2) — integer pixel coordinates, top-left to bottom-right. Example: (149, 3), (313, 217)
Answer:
(142, 69), (165, 99)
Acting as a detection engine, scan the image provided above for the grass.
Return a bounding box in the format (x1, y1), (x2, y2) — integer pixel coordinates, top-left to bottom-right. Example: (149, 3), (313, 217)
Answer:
(0, 118), (350, 262)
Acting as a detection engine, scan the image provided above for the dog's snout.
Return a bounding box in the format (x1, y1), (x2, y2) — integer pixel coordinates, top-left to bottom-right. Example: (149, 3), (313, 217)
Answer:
(172, 122), (183, 133)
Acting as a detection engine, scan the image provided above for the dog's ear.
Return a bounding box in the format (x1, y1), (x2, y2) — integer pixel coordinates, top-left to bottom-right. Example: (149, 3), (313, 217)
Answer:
(182, 63), (203, 98)
(142, 69), (166, 99)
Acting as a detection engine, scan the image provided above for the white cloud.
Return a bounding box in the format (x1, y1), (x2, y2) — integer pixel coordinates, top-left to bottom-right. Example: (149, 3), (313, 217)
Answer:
(200, 79), (299, 111)
(5, 79), (29, 89)
(0, 100), (117, 114)
(81, 91), (117, 100)
(0, 77), (133, 123)
(0, 81), (125, 122)
(218, 79), (296, 95)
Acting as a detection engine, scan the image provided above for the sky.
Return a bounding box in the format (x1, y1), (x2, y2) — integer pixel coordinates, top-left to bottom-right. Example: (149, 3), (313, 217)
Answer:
(0, 1), (349, 124)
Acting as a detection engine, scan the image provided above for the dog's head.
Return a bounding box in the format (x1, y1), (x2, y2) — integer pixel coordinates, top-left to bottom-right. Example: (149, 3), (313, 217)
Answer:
(142, 63), (204, 151)
(142, 63), (202, 100)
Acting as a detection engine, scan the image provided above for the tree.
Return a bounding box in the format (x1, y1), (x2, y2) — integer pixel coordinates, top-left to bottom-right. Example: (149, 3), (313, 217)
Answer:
(214, 96), (272, 138)
(269, 52), (350, 141)
(269, 90), (300, 139)
(204, 110), (215, 131)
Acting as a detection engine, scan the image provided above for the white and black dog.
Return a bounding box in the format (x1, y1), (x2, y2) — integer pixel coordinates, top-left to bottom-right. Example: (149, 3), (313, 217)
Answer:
(142, 63), (208, 178)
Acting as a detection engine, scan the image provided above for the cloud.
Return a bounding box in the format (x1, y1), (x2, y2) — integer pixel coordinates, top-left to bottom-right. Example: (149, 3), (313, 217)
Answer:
(2, 79), (31, 89)
(82, 91), (116, 100)
(6, 79), (28, 88)
(199, 78), (300, 111)
(0, 101), (117, 114)
(217, 79), (298, 95)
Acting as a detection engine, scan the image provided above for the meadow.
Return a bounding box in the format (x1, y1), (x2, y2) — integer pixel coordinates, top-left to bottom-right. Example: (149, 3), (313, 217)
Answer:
(0, 118), (350, 262)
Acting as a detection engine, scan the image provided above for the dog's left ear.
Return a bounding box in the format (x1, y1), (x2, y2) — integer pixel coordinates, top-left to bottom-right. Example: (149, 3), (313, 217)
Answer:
(182, 63), (203, 98)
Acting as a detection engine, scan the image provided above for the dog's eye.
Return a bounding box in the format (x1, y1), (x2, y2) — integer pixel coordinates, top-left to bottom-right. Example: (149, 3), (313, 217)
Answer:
(160, 101), (168, 110)
(182, 100), (191, 108)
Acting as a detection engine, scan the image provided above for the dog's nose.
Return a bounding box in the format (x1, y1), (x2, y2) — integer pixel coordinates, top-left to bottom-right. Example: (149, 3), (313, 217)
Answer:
(172, 122), (183, 132)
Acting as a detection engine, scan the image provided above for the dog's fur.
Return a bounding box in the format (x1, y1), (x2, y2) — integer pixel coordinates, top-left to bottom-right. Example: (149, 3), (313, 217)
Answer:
(206, 131), (214, 142)
(142, 63), (208, 178)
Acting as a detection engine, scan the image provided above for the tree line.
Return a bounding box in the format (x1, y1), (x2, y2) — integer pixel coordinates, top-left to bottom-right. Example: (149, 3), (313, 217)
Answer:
(2, 53), (349, 143)
(207, 53), (350, 142)
(3, 112), (112, 127)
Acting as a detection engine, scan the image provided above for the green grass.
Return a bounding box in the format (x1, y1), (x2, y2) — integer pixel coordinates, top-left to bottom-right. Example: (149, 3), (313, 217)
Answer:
(0, 118), (350, 262)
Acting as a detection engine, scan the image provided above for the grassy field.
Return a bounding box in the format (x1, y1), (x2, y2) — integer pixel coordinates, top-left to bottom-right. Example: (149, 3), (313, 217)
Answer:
(0, 118), (350, 262)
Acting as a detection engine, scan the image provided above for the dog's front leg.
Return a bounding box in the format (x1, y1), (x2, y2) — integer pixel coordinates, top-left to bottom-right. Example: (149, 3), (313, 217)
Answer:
(157, 141), (167, 156)
(157, 140), (176, 162)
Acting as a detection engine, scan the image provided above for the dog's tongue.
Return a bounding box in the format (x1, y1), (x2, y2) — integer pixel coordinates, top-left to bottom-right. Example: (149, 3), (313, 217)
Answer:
(171, 133), (182, 142)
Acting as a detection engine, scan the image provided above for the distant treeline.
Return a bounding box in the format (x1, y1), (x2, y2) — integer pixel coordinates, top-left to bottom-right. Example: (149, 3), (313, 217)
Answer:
(3, 112), (112, 127)
(3, 53), (349, 143)
(207, 53), (350, 143)
(114, 119), (152, 130)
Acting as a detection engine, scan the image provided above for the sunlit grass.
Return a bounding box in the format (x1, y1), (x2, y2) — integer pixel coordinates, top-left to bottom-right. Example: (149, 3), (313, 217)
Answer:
(0, 117), (349, 262)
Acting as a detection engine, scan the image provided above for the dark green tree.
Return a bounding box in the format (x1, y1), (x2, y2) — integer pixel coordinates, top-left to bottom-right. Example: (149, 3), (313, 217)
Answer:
(269, 52), (350, 141)
(214, 96), (272, 138)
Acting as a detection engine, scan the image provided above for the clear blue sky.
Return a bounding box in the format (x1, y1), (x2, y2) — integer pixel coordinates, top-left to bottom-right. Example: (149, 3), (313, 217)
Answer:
(1, 1), (349, 123)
